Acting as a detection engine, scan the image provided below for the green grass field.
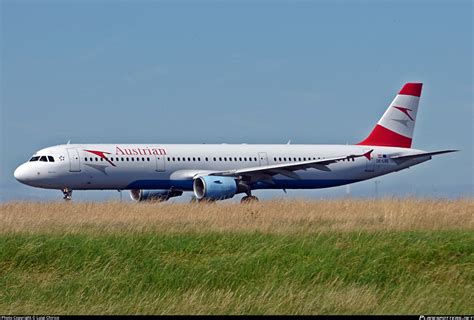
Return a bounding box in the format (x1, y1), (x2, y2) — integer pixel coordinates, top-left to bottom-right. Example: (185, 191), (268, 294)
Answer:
(0, 199), (473, 314)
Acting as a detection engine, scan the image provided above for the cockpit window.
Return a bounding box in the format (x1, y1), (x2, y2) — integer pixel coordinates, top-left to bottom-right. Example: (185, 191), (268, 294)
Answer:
(39, 156), (48, 162)
(48, 156), (55, 162)
(29, 156), (40, 162)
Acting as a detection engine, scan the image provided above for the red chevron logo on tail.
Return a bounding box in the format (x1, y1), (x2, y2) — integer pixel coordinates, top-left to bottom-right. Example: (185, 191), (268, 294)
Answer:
(393, 106), (414, 121)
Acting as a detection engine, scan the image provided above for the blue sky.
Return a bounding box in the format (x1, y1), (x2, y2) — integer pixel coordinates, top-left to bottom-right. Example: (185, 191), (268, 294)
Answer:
(1, 0), (472, 201)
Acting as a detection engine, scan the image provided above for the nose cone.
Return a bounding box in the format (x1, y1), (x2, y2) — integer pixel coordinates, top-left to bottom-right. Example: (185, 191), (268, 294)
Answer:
(14, 163), (31, 184)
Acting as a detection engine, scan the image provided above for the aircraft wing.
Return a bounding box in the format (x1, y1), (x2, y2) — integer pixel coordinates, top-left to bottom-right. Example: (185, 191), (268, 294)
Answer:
(391, 150), (458, 164)
(207, 149), (373, 180)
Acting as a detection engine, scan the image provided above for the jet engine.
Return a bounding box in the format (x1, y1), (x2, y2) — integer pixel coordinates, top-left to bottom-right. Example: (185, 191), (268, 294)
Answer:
(193, 176), (238, 201)
(130, 189), (183, 202)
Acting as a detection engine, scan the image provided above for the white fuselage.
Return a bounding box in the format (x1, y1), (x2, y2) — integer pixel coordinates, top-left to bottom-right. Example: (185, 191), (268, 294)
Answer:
(14, 143), (430, 192)
(13, 83), (453, 201)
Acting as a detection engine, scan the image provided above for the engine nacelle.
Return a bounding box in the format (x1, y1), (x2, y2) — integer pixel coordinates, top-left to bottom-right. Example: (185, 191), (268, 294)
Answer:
(130, 189), (183, 202)
(193, 176), (237, 200)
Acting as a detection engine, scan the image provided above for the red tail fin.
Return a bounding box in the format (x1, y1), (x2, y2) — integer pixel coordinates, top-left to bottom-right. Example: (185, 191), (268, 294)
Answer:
(358, 83), (422, 148)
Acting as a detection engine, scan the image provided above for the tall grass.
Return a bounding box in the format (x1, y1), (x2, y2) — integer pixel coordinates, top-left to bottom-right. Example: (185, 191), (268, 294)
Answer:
(0, 198), (472, 234)
(0, 199), (472, 314)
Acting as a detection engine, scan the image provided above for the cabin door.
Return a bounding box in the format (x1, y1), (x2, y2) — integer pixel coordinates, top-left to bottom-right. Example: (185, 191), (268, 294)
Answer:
(155, 155), (166, 172)
(67, 148), (81, 172)
(258, 152), (269, 166)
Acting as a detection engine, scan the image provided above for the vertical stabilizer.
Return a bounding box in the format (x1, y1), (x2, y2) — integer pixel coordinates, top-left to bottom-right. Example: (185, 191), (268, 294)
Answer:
(358, 83), (422, 148)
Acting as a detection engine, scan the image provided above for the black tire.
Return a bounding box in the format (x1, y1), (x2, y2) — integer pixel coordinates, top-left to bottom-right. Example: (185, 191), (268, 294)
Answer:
(241, 195), (259, 203)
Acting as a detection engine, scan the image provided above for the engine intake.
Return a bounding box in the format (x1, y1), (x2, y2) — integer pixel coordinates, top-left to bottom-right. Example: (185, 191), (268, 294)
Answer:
(130, 189), (183, 202)
(193, 176), (237, 200)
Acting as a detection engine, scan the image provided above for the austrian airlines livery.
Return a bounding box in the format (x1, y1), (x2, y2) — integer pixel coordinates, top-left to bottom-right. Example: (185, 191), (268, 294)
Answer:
(14, 83), (457, 202)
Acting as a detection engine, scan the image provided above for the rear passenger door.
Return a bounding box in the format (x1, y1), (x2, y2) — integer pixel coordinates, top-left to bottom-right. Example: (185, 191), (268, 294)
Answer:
(155, 155), (165, 172)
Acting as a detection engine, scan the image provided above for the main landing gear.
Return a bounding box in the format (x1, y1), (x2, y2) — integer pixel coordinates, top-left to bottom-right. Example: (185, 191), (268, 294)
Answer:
(62, 188), (72, 201)
(241, 194), (259, 203)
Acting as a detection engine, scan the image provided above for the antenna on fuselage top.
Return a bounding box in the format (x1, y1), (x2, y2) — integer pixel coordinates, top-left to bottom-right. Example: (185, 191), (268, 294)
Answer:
(287, 139), (291, 145)
(67, 139), (71, 145)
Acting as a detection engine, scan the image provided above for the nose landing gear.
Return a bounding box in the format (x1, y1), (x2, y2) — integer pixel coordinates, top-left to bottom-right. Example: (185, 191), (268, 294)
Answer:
(62, 188), (72, 201)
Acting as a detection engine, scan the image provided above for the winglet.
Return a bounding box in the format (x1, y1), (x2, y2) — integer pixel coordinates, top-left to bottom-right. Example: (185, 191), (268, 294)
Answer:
(363, 149), (373, 160)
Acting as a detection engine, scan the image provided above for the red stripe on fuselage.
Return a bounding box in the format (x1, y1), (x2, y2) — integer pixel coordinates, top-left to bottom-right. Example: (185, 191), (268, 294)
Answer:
(358, 124), (412, 148)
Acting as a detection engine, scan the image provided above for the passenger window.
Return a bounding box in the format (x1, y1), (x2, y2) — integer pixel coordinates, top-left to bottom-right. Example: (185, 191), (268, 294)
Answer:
(95, 157), (99, 161)
(219, 157), (222, 161)
(198, 157), (201, 161)
(40, 156), (48, 162)
(100, 158), (103, 161)
(147, 158), (150, 161)
(126, 158), (129, 161)
(167, 157), (170, 161)
(213, 157), (216, 161)
(239, 157), (242, 161)
(84, 158), (87, 162)
(205, 157), (208, 161)
(193, 157), (196, 161)
(244, 157), (247, 161)
(131, 158), (134, 161)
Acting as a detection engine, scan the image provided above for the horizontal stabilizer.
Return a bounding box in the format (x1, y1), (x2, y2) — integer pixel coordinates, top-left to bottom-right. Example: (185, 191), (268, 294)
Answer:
(391, 150), (458, 163)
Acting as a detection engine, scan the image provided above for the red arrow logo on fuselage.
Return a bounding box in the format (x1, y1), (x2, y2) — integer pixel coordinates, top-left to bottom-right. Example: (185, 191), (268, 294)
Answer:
(84, 150), (116, 167)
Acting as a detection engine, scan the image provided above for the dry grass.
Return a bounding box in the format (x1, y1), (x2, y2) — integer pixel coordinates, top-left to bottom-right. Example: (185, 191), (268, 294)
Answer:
(1, 198), (472, 234)
(1, 199), (472, 314)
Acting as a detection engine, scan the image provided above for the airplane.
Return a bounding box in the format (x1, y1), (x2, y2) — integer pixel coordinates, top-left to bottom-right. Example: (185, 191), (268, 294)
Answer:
(14, 82), (457, 202)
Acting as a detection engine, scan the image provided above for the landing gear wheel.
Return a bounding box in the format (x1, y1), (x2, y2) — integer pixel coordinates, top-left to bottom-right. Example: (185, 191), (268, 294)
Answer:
(62, 188), (72, 201)
(197, 198), (216, 203)
(241, 195), (259, 203)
